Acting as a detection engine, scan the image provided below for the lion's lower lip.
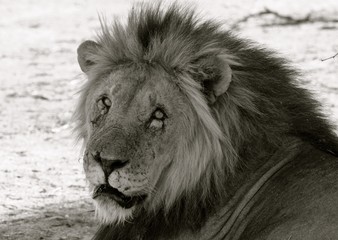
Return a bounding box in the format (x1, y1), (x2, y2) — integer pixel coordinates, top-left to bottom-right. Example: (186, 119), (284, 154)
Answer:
(93, 184), (146, 209)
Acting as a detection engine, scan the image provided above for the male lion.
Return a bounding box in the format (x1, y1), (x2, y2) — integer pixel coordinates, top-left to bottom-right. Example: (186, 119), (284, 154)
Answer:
(74, 3), (338, 240)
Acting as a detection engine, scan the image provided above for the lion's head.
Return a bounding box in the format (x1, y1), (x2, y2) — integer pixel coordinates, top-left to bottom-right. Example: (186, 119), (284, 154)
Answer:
(74, 3), (338, 239)
(74, 5), (239, 225)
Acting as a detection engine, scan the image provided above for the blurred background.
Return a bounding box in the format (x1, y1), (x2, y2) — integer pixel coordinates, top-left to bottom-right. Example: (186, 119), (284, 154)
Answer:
(0, 0), (337, 239)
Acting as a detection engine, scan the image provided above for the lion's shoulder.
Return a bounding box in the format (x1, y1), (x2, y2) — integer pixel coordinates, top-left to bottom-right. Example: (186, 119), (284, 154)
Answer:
(241, 144), (338, 240)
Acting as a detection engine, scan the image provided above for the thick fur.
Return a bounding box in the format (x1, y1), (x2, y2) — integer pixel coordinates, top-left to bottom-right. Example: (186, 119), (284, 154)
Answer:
(74, 3), (338, 240)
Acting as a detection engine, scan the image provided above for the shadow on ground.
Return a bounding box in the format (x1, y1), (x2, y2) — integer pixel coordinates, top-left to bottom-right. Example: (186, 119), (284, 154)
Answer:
(1, 201), (97, 240)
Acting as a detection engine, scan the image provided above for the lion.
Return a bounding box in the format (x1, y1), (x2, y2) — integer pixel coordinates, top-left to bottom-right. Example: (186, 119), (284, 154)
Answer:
(74, 3), (338, 240)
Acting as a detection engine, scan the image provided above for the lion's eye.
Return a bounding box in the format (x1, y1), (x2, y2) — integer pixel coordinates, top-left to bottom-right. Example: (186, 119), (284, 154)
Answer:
(149, 109), (166, 129)
(97, 96), (111, 115)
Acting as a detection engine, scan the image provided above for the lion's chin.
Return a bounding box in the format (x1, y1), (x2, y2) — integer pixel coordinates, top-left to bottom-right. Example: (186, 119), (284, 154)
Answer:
(94, 197), (135, 224)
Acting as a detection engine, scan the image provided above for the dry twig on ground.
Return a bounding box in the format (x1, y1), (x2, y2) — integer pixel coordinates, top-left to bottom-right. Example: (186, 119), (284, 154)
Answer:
(321, 53), (338, 62)
(231, 8), (338, 29)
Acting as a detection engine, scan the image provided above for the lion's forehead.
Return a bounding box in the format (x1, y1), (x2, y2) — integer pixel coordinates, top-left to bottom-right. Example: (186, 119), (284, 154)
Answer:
(105, 71), (145, 108)
(90, 68), (179, 116)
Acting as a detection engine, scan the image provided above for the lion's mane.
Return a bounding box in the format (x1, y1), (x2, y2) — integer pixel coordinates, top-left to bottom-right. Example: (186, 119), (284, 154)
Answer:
(74, 3), (338, 239)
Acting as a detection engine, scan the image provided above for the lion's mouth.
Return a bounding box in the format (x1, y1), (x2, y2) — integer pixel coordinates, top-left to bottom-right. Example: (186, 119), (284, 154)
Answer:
(93, 184), (146, 209)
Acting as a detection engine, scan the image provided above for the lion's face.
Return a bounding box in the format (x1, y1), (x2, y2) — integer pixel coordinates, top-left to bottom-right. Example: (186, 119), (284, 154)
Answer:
(76, 21), (234, 223)
(82, 66), (194, 223)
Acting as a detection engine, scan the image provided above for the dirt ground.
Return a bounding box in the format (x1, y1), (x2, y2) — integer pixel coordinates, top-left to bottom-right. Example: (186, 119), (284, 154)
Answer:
(0, 0), (337, 239)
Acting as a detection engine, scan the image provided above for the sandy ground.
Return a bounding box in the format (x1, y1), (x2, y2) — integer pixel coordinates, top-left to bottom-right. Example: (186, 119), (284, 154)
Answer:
(0, 0), (337, 239)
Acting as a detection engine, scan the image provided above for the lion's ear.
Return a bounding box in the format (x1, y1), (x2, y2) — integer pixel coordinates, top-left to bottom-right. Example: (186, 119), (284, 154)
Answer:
(200, 55), (232, 104)
(77, 40), (100, 73)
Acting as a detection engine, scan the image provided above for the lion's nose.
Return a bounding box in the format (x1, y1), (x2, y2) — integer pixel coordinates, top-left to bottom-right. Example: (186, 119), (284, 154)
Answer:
(92, 152), (129, 177)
